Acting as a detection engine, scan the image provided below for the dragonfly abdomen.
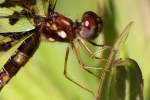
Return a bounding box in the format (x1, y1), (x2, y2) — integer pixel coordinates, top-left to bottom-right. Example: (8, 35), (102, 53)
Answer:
(0, 30), (40, 90)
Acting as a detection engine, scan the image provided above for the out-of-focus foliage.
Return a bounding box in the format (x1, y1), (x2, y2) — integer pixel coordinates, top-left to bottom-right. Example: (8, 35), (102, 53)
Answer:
(100, 0), (149, 100)
(95, 21), (143, 100)
(0, 0), (149, 100)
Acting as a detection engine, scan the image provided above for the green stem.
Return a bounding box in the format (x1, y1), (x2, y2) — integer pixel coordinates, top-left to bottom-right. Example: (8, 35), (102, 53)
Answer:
(95, 22), (133, 100)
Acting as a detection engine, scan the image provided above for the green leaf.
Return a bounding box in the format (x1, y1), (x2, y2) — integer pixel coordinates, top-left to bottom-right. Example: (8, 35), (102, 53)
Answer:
(115, 58), (143, 100)
(98, 58), (143, 100)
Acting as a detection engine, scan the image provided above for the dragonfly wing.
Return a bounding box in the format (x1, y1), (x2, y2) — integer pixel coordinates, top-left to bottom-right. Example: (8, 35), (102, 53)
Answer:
(0, 29), (34, 52)
(0, 0), (39, 25)
(0, 0), (36, 8)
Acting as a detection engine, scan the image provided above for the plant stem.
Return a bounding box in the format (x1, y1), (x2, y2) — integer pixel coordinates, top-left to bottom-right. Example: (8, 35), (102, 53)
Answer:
(95, 22), (133, 100)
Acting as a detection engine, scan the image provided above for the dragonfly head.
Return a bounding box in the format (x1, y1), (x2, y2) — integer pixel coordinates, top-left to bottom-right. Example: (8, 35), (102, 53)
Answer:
(79, 11), (103, 39)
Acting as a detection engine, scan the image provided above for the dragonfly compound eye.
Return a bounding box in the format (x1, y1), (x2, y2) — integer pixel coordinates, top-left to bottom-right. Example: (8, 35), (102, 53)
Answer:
(79, 11), (103, 39)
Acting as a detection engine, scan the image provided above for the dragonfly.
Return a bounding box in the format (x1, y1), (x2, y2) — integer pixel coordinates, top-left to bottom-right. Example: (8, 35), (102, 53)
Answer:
(0, 0), (107, 96)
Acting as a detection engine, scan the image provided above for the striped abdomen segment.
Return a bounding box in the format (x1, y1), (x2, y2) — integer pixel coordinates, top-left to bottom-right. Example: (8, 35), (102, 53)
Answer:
(0, 30), (40, 90)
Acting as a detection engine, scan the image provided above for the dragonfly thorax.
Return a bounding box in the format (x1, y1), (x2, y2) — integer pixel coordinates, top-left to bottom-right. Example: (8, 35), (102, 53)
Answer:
(41, 12), (76, 42)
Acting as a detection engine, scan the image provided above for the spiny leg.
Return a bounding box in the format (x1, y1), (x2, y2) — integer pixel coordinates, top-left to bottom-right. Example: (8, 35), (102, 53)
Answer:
(0, 30), (40, 91)
(50, 0), (57, 11)
(71, 43), (103, 78)
(77, 38), (111, 71)
(44, 0), (57, 16)
(77, 37), (112, 60)
(64, 46), (95, 96)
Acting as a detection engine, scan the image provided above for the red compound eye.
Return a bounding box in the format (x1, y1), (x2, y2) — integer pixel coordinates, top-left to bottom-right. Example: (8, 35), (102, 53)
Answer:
(79, 11), (103, 39)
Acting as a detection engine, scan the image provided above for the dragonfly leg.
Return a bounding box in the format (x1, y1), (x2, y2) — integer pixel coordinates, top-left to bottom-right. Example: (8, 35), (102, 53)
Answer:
(64, 46), (95, 96)
(73, 42), (111, 78)
(77, 37), (112, 60)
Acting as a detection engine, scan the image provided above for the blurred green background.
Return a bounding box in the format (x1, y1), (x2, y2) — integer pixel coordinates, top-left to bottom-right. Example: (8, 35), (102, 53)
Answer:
(0, 0), (149, 100)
